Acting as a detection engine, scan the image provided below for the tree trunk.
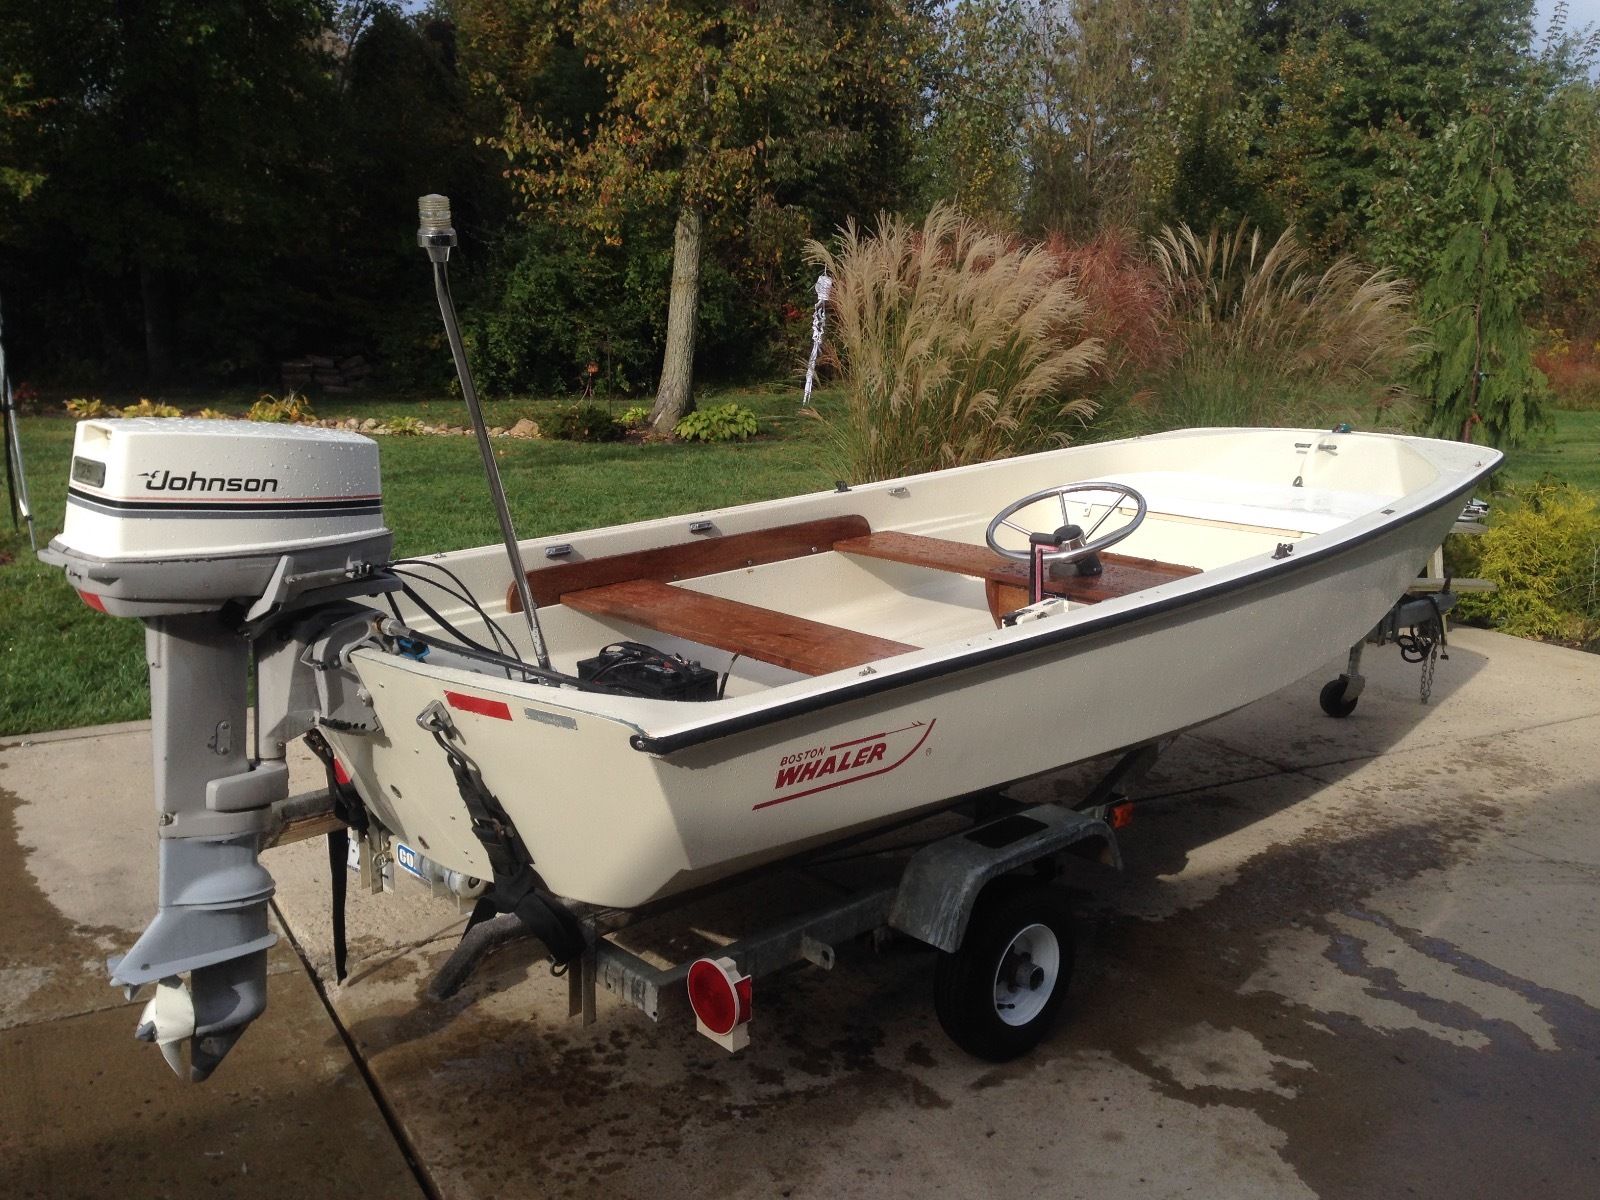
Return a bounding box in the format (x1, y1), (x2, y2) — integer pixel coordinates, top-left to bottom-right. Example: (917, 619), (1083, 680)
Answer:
(650, 203), (703, 433)
(139, 263), (173, 382)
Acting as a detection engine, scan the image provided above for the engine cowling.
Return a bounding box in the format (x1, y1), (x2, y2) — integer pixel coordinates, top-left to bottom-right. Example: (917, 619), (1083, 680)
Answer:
(44, 417), (390, 616)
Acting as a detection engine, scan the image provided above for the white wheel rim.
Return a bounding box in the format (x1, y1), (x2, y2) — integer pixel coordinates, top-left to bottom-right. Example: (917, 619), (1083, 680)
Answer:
(991, 922), (1061, 1027)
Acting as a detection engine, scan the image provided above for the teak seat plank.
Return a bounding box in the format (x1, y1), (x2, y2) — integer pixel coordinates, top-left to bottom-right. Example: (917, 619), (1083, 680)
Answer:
(561, 579), (918, 677)
(507, 515), (872, 612)
(834, 531), (1200, 615)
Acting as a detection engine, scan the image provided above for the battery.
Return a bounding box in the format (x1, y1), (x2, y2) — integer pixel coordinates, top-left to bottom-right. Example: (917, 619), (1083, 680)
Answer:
(576, 641), (719, 701)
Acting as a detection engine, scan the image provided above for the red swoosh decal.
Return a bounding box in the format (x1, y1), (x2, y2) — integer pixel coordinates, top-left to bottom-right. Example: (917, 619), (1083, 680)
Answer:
(753, 719), (936, 811)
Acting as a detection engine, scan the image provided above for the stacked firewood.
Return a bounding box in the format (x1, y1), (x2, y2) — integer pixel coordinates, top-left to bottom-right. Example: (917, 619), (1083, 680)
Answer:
(279, 354), (372, 393)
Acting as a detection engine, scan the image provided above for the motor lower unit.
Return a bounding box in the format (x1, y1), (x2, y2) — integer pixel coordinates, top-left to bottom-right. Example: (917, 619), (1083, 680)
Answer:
(40, 418), (395, 1080)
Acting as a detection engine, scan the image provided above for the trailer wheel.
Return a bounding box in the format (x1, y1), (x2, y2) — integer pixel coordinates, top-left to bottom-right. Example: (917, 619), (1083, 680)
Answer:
(1319, 677), (1359, 718)
(934, 880), (1074, 1062)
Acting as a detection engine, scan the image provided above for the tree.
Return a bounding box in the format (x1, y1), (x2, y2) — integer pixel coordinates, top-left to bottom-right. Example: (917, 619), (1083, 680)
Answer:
(1018, 0), (1183, 236)
(1372, 102), (1588, 445)
(474, 0), (924, 432)
(921, 0), (1185, 236)
(1256, 0), (1542, 257)
(920, 0), (1031, 222)
(0, 1), (347, 380)
(1145, 0), (1275, 234)
(0, 72), (49, 225)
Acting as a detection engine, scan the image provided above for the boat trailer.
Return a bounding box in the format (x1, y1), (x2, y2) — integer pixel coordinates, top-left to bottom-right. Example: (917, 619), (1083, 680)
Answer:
(1322, 587), (1458, 715)
(318, 763), (1135, 1061)
(260, 586), (1455, 1062)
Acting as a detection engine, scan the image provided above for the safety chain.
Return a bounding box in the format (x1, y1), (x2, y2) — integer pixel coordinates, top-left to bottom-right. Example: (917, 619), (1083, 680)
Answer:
(1396, 593), (1449, 704)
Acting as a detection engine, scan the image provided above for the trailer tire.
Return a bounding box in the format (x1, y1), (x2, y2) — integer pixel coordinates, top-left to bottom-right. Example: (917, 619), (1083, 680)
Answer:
(934, 879), (1075, 1062)
(1319, 677), (1359, 718)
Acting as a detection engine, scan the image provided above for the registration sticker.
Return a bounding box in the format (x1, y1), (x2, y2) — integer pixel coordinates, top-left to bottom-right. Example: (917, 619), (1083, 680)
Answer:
(395, 842), (427, 882)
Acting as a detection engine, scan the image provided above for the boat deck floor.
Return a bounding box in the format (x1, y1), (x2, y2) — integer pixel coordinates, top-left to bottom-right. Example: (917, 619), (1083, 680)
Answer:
(551, 522), (1200, 677)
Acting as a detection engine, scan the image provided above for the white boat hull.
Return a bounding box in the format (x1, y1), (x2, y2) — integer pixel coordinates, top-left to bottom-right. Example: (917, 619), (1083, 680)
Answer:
(325, 428), (1496, 909)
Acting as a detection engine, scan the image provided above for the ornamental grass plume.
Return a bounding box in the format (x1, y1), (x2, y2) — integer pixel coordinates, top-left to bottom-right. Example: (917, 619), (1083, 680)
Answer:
(804, 204), (1103, 482)
(1149, 223), (1424, 390)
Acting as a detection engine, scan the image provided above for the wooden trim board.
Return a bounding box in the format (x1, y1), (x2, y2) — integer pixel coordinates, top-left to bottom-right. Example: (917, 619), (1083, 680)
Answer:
(562, 578), (918, 676)
(834, 531), (1199, 605)
(508, 515), (872, 612)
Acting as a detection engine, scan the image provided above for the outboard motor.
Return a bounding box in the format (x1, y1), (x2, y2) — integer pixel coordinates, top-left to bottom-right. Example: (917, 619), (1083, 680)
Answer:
(40, 417), (393, 1079)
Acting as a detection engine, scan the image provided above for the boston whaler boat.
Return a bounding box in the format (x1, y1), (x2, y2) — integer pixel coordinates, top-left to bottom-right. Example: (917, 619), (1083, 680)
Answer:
(42, 199), (1500, 1079)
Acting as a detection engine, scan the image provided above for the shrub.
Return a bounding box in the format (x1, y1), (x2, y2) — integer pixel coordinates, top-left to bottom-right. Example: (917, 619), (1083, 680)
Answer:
(1091, 364), (1426, 442)
(247, 392), (314, 423)
(382, 416), (426, 436)
(121, 398), (183, 418)
(1533, 330), (1600, 411)
(1455, 481), (1600, 643)
(64, 397), (115, 419)
(1043, 228), (1176, 381)
(10, 382), (43, 414)
(195, 408), (228, 420)
(476, 225), (643, 395)
(803, 204), (1102, 482)
(1088, 223), (1425, 439)
(618, 405), (652, 430)
(675, 403), (758, 443)
(546, 404), (623, 442)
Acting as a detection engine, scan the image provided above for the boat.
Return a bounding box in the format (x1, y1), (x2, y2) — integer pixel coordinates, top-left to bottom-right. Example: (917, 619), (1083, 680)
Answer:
(40, 195), (1502, 1076)
(321, 426), (1498, 911)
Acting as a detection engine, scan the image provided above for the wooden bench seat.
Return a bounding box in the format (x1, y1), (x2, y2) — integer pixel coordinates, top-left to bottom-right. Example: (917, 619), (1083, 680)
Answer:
(834, 531), (1201, 623)
(562, 579), (918, 677)
(508, 516), (871, 612)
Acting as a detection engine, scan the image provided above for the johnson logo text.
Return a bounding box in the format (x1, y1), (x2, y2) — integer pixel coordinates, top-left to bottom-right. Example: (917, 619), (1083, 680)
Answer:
(137, 468), (281, 494)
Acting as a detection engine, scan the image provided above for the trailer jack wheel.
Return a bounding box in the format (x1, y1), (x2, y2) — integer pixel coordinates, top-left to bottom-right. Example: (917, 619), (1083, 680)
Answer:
(934, 880), (1075, 1062)
(1319, 677), (1360, 718)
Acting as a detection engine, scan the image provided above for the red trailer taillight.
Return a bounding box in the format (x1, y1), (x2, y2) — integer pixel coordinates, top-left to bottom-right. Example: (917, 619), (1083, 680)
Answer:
(687, 956), (752, 1051)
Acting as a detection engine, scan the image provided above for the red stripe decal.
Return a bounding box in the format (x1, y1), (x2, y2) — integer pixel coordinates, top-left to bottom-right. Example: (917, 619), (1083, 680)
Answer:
(828, 721), (924, 752)
(444, 691), (512, 720)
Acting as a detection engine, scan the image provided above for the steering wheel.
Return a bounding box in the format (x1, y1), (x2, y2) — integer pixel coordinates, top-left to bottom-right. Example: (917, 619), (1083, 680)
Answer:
(985, 481), (1148, 564)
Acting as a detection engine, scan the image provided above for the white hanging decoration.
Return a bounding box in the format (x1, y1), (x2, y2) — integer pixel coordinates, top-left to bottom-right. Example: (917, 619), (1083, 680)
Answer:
(801, 272), (833, 407)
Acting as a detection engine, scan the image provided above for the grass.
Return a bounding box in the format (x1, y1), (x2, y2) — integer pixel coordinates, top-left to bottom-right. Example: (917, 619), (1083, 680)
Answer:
(1, 387), (835, 735)
(1499, 409), (1600, 493)
(4, 388), (1595, 734)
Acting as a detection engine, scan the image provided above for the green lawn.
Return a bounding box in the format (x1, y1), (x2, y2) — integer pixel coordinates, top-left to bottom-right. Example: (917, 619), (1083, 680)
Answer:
(4, 396), (1595, 735)
(1499, 409), (1600, 493)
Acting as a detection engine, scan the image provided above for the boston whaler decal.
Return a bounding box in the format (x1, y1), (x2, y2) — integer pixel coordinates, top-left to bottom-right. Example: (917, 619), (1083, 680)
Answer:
(755, 719), (937, 810)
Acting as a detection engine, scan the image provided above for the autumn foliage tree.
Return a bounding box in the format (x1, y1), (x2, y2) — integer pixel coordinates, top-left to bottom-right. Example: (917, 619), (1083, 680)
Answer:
(473, 0), (924, 432)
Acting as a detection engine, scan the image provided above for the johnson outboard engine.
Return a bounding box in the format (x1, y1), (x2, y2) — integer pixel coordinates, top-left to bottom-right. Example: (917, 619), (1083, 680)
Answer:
(40, 417), (393, 1079)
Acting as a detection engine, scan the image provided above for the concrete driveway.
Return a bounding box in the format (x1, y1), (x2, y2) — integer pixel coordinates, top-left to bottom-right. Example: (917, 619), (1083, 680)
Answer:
(4, 625), (1598, 1199)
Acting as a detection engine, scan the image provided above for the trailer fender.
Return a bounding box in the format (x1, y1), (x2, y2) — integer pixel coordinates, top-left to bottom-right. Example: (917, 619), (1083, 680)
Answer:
(889, 805), (1120, 953)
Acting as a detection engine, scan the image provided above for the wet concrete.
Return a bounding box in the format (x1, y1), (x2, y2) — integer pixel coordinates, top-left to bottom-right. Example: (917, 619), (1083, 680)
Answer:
(3, 626), (1598, 1198)
(0, 727), (425, 1200)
